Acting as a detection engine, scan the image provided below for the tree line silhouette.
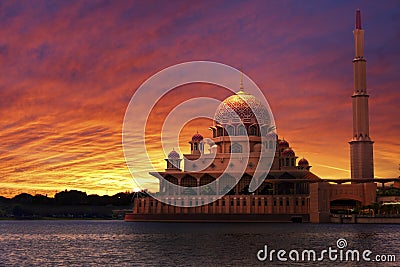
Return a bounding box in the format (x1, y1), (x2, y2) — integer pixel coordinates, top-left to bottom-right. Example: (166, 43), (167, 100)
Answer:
(0, 190), (149, 219)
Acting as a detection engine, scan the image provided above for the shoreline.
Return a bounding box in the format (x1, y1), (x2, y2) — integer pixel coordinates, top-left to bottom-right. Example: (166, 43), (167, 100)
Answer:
(0, 217), (123, 221)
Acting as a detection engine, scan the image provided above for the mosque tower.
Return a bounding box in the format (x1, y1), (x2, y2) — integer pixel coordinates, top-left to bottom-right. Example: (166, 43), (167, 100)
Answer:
(349, 9), (374, 180)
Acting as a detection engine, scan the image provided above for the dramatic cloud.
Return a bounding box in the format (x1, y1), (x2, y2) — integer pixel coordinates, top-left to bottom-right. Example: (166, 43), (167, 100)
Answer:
(0, 1), (399, 197)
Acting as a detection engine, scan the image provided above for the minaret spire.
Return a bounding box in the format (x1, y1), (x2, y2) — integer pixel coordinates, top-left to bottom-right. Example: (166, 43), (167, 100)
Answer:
(349, 9), (374, 180)
(356, 9), (362, 29)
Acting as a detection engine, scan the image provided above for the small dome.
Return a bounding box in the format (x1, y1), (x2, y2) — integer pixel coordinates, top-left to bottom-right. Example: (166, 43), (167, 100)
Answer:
(167, 150), (180, 159)
(298, 158), (309, 166)
(282, 148), (295, 157)
(278, 139), (289, 147)
(192, 133), (204, 142)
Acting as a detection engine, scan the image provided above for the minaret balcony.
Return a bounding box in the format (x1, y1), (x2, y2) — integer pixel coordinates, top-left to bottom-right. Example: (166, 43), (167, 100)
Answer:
(352, 57), (366, 63)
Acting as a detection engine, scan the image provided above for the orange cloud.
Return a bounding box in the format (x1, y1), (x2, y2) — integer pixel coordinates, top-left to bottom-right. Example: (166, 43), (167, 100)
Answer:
(0, 1), (399, 197)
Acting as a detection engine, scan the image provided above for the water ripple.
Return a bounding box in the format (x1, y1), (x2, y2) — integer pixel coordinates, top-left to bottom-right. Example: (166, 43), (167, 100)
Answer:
(0, 221), (399, 266)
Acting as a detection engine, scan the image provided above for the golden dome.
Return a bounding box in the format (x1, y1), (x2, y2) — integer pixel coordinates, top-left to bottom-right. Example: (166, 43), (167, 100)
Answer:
(214, 90), (270, 125)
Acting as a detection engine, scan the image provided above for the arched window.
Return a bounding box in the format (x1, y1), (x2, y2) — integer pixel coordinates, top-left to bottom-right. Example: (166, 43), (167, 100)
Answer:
(167, 159), (180, 169)
(226, 125), (234, 136)
(260, 126), (267, 136)
(231, 143), (242, 153)
(249, 125), (257, 136)
(269, 140), (273, 149)
(194, 143), (198, 150)
(285, 158), (289, 166)
(199, 175), (216, 195)
(181, 176), (197, 187)
(291, 158), (295, 166)
(237, 125), (246, 136)
(238, 175), (252, 194)
(217, 127), (223, 136)
(219, 174), (236, 195)
(165, 176), (178, 195)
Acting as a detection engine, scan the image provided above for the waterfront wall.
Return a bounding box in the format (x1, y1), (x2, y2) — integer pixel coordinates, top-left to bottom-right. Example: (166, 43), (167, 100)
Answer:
(331, 215), (400, 224)
(132, 195), (310, 215)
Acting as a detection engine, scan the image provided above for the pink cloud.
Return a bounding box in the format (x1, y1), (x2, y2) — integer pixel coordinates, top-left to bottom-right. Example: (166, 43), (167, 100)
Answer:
(0, 1), (399, 197)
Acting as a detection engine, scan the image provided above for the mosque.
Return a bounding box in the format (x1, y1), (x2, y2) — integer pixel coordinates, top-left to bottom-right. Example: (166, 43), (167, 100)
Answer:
(125, 10), (388, 223)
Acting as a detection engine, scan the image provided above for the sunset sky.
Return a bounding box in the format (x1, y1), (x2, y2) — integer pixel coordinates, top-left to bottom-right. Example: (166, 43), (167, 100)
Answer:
(0, 1), (399, 197)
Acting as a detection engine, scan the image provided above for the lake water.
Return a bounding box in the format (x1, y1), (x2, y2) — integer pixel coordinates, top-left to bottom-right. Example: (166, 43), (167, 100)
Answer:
(0, 220), (399, 266)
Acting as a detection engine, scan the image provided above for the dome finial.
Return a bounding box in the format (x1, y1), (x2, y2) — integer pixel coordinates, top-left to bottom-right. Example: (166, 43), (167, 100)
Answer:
(239, 66), (244, 90)
(240, 70), (243, 90)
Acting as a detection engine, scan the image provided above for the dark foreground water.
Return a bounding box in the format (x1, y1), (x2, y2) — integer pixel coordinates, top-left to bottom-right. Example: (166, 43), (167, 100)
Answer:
(0, 220), (399, 266)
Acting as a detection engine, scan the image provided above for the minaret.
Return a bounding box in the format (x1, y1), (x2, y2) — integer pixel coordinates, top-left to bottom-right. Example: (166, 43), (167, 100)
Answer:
(349, 9), (374, 180)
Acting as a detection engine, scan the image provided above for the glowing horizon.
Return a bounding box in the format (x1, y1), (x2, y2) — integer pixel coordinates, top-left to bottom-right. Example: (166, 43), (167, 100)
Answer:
(0, 1), (399, 198)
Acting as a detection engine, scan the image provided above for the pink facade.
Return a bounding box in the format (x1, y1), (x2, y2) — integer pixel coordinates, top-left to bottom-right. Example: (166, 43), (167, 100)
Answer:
(125, 10), (379, 223)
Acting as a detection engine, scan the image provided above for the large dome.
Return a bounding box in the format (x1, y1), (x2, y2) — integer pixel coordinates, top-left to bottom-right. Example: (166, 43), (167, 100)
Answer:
(214, 90), (270, 125)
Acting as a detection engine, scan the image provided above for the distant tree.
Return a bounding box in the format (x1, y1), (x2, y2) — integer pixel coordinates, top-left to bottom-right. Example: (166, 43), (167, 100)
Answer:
(32, 194), (53, 205)
(12, 205), (23, 217)
(87, 194), (110, 205)
(0, 196), (11, 203)
(377, 188), (400, 196)
(12, 193), (33, 204)
(12, 205), (32, 218)
(0, 208), (5, 217)
(55, 190), (87, 205)
(110, 192), (133, 205)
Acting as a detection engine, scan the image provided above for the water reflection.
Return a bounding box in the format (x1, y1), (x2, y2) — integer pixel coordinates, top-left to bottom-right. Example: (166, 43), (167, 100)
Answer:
(0, 221), (398, 266)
